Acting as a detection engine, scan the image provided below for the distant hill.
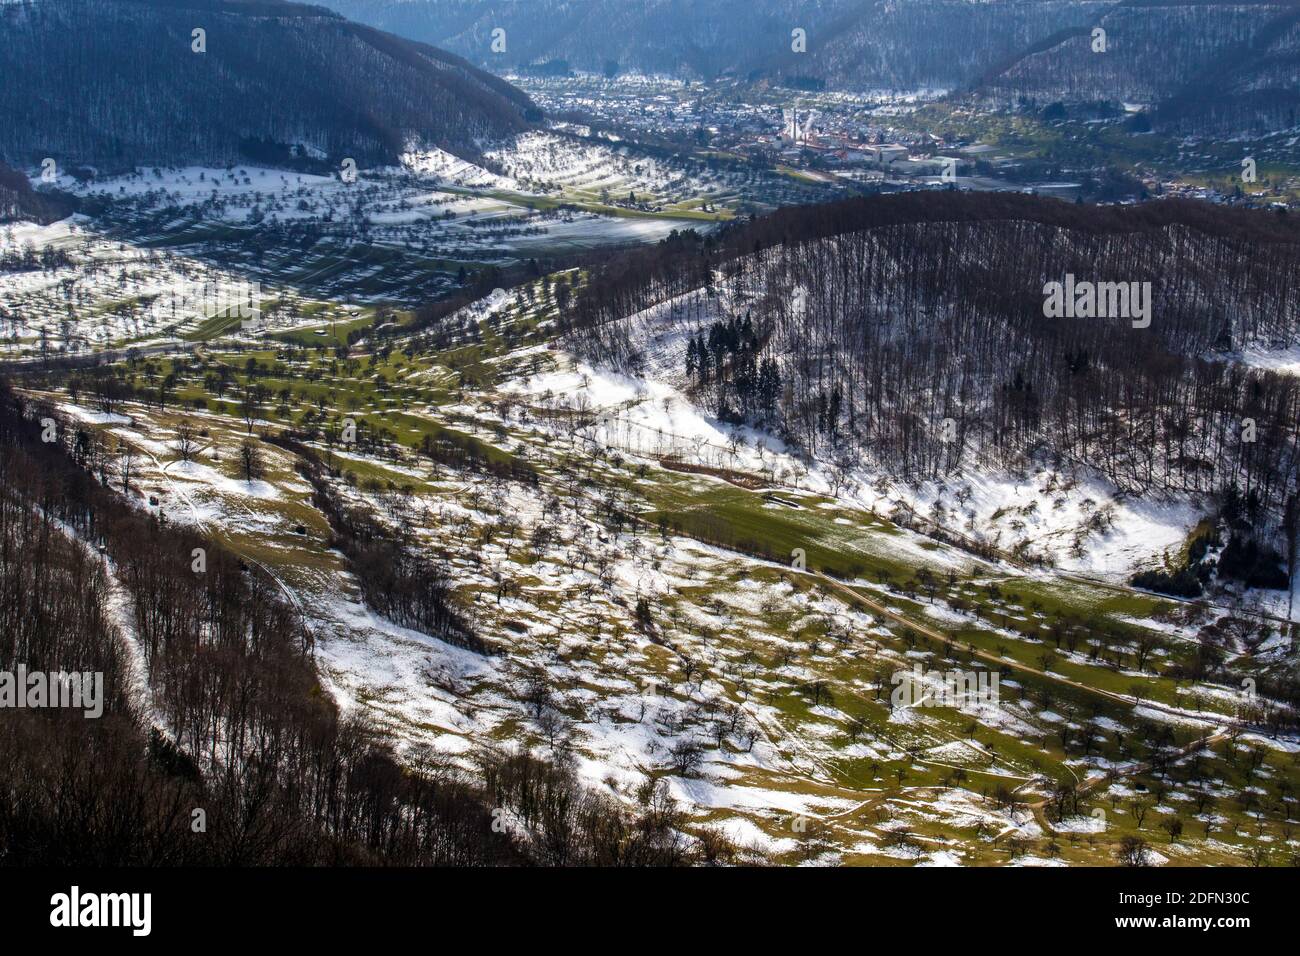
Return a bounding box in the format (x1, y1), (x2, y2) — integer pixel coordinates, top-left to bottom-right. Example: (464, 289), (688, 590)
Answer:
(975, 0), (1300, 135)
(0, 0), (541, 170)
(317, 0), (1109, 88)
(319, 0), (1298, 135)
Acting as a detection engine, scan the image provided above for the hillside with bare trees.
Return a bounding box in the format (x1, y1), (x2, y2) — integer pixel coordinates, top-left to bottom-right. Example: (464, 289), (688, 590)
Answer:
(566, 192), (1300, 563)
(0, 0), (539, 170)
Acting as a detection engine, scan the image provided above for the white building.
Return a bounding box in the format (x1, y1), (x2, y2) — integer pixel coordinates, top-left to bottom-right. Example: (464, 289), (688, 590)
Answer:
(864, 144), (909, 164)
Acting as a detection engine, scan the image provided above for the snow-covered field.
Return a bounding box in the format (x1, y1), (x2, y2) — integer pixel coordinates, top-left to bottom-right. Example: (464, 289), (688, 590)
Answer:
(0, 216), (324, 353)
(406, 130), (750, 211)
(32, 131), (734, 261)
(2, 135), (741, 346)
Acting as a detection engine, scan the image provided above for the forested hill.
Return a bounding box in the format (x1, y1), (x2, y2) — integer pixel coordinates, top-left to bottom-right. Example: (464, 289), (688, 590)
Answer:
(568, 191), (1300, 327)
(0, 162), (73, 224)
(565, 192), (1300, 538)
(976, 0), (1300, 136)
(319, 0), (1108, 89)
(323, 0), (1297, 136)
(0, 0), (540, 170)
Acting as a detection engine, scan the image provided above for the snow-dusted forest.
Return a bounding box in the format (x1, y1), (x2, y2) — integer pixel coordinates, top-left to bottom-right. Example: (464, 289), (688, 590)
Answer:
(568, 192), (1300, 586)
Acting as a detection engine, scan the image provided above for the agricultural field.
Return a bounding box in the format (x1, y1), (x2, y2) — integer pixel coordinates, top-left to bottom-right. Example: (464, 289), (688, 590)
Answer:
(22, 273), (1300, 867)
(0, 215), (353, 356)
(2, 130), (843, 361)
